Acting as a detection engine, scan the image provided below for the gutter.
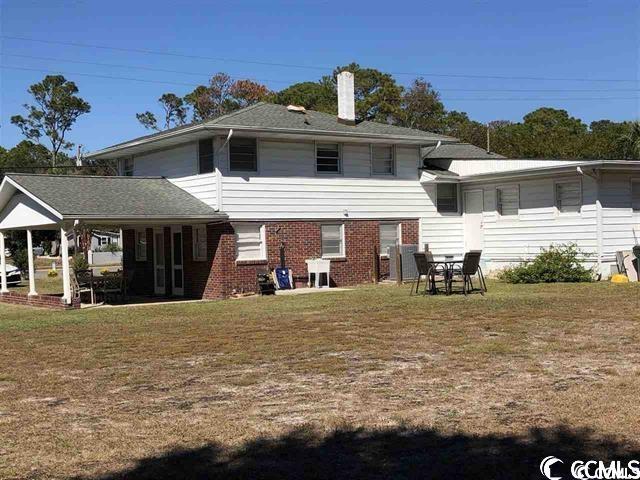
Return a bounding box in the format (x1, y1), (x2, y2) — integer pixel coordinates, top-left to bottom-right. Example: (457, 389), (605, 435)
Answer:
(86, 124), (457, 160)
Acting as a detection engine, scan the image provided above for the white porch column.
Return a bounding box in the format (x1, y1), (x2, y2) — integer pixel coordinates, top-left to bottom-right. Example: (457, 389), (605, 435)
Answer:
(26, 229), (37, 296)
(0, 231), (8, 293)
(60, 227), (71, 304)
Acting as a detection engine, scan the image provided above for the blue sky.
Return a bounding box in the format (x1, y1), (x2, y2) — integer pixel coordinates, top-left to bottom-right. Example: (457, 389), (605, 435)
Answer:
(1, 0), (638, 153)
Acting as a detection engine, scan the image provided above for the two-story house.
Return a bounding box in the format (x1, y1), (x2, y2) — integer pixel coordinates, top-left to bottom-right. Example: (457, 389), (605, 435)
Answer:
(1, 71), (640, 307)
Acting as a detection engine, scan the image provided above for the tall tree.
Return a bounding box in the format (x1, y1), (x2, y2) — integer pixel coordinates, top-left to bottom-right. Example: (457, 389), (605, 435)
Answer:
(184, 73), (235, 122)
(136, 93), (188, 131)
(274, 81), (336, 113)
(618, 121), (640, 159)
(322, 63), (404, 123)
(399, 78), (446, 132)
(229, 79), (272, 108)
(10, 75), (90, 167)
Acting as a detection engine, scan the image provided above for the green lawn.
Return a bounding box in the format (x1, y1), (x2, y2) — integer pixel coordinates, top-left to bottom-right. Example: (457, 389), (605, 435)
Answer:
(1, 281), (639, 479)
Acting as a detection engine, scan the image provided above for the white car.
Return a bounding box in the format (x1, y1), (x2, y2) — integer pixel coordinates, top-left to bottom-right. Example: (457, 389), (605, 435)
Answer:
(4, 265), (21, 286)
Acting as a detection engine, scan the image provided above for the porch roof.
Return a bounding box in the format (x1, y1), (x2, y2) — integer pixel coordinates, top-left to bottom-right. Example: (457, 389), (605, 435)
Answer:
(0, 173), (227, 230)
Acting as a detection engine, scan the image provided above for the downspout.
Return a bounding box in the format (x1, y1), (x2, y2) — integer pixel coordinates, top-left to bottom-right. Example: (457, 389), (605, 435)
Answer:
(209, 128), (233, 212)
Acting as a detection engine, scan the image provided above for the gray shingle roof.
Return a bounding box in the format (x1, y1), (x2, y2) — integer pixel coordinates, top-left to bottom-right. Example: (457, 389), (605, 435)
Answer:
(422, 143), (506, 160)
(89, 103), (456, 158)
(6, 174), (224, 220)
(210, 103), (456, 140)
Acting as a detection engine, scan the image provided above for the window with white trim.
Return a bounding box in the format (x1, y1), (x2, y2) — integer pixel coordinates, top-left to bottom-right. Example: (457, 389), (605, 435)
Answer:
(192, 225), (207, 261)
(496, 185), (519, 216)
(135, 230), (147, 261)
(123, 157), (134, 176)
(632, 180), (640, 211)
(229, 138), (257, 172)
(321, 224), (345, 257)
(316, 143), (341, 173)
(198, 138), (214, 174)
(235, 224), (266, 261)
(371, 145), (395, 175)
(555, 180), (581, 213)
(379, 223), (401, 257)
(436, 184), (459, 213)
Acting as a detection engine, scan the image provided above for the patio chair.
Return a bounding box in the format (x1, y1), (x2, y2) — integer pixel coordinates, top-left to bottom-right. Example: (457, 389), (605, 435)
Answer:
(74, 269), (95, 304)
(412, 252), (446, 295)
(101, 272), (124, 304)
(447, 250), (487, 296)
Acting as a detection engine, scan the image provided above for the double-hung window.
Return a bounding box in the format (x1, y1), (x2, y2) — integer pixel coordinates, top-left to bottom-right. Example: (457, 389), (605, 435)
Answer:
(371, 145), (395, 175)
(379, 223), (401, 257)
(192, 225), (207, 261)
(135, 230), (147, 261)
(555, 180), (581, 213)
(230, 138), (257, 172)
(316, 143), (341, 174)
(198, 138), (214, 174)
(235, 224), (266, 261)
(436, 184), (459, 213)
(496, 185), (519, 216)
(321, 224), (345, 258)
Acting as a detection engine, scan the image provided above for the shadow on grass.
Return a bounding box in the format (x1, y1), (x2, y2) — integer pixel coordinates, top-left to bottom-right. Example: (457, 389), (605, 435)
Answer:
(79, 425), (640, 480)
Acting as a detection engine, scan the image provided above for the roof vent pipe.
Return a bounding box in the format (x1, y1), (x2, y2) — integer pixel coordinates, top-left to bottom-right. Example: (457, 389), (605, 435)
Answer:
(337, 71), (356, 126)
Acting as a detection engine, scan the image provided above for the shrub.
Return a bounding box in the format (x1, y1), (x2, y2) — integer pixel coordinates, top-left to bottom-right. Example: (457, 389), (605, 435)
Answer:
(12, 248), (29, 277)
(47, 269), (58, 278)
(498, 244), (594, 284)
(99, 242), (122, 253)
(71, 253), (89, 272)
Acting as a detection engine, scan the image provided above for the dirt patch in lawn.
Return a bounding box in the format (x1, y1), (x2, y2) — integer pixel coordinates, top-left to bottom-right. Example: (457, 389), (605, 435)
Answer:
(0, 281), (639, 479)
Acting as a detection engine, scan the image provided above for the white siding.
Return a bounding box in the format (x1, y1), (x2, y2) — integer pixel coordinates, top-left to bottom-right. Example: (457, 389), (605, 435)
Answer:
(132, 141), (218, 209)
(433, 158), (583, 176)
(600, 173), (640, 266)
(219, 140), (426, 220)
(419, 184), (464, 256)
(463, 175), (599, 273)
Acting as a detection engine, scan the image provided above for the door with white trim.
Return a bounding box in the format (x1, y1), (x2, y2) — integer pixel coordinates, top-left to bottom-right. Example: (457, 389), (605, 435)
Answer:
(153, 228), (166, 295)
(464, 190), (484, 251)
(171, 226), (184, 296)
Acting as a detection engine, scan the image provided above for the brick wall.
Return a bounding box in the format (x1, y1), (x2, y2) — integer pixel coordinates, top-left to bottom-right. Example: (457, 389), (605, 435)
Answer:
(125, 219), (419, 300)
(0, 291), (80, 310)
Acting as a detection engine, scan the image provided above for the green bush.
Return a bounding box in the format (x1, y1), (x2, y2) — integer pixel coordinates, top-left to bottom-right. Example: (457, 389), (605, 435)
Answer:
(12, 248), (29, 277)
(498, 244), (594, 284)
(99, 242), (122, 253)
(72, 253), (89, 272)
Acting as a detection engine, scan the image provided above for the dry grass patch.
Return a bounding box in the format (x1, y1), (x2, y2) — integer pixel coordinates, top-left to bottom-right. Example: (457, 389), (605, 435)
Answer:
(0, 281), (639, 479)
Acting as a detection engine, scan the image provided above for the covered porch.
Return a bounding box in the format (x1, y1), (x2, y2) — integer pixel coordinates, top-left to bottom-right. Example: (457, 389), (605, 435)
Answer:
(0, 173), (227, 308)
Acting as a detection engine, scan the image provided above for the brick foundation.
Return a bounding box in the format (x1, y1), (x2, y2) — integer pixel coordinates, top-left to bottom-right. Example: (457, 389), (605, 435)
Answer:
(0, 291), (80, 310)
(124, 219), (419, 300)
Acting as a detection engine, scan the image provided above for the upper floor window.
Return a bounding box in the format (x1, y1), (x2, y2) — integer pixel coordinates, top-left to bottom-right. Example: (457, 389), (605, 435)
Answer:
(230, 138), (257, 172)
(436, 184), (458, 213)
(371, 145), (395, 175)
(632, 180), (640, 211)
(123, 157), (134, 176)
(316, 143), (341, 174)
(555, 180), (581, 213)
(379, 223), (401, 257)
(496, 185), (519, 216)
(198, 138), (214, 174)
